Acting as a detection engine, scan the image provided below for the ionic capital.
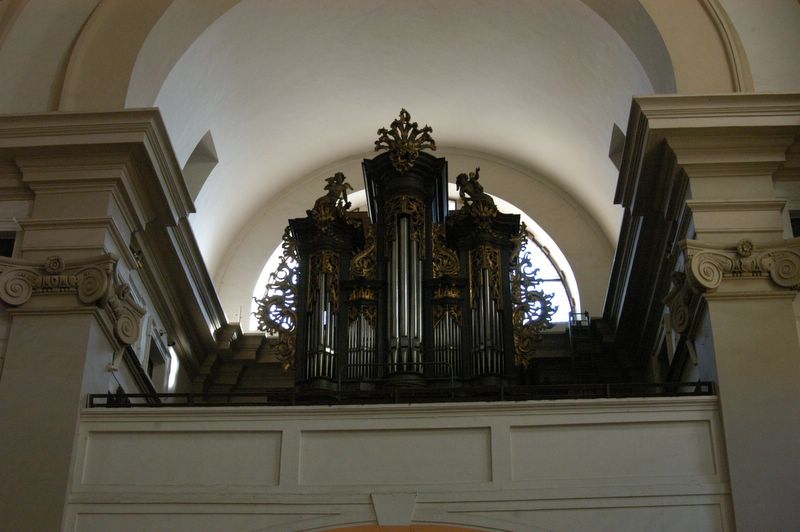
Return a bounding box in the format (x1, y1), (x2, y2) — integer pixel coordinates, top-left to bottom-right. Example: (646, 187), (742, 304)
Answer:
(682, 238), (800, 293)
(0, 254), (145, 345)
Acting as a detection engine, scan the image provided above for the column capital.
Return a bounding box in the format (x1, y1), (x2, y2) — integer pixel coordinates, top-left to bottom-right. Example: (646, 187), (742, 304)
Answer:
(682, 238), (800, 296)
(0, 253), (145, 346)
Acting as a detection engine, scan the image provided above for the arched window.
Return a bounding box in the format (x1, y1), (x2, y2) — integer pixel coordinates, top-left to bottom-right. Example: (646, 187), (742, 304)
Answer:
(250, 189), (579, 330)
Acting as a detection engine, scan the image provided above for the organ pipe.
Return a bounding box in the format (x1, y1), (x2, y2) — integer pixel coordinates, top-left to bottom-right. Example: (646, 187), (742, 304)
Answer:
(255, 110), (555, 393)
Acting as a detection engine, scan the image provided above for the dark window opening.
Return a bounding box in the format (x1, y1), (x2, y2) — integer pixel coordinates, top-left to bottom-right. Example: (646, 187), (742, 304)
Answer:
(0, 232), (15, 257)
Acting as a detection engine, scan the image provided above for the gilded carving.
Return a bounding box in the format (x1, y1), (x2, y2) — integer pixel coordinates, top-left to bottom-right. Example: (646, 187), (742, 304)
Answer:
(350, 223), (377, 279)
(455, 168), (498, 229)
(349, 286), (376, 301)
(432, 223), (460, 278)
(307, 172), (353, 230)
(433, 304), (462, 327)
(509, 229), (557, 367)
(0, 254), (145, 345)
(469, 244), (502, 307)
(434, 285), (460, 300)
(308, 250), (340, 311)
(384, 195), (426, 257)
(448, 168), (498, 234)
(375, 109), (436, 172)
(348, 303), (377, 327)
(254, 226), (299, 370)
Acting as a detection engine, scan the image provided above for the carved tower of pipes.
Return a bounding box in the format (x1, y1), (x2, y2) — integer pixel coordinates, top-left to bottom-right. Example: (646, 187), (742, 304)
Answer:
(255, 110), (556, 392)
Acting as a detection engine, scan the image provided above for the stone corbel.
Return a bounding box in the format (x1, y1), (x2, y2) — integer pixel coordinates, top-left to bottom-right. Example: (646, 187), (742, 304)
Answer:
(0, 254), (146, 345)
(682, 238), (800, 293)
(663, 271), (694, 335)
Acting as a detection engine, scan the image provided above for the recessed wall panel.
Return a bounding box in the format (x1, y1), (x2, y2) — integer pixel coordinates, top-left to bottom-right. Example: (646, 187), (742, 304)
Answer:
(299, 427), (491, 485)
(82, 430), (281, 487)
(510, 420), (715, 481)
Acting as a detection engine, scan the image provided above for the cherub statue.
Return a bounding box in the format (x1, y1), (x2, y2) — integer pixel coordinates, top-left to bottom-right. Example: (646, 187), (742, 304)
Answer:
(455, 167), (492, 205)
(308, 172), (353, 220)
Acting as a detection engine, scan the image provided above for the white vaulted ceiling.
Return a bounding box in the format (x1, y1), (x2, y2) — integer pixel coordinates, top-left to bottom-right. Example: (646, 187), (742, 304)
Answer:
(151, 0), (656, 291)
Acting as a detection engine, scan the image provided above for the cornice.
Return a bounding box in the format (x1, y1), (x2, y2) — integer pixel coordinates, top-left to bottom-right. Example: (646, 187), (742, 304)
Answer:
(0, 253), (145, 346)
(685, 199), (786, 212)
(618, 95), (800, 198)
(17, 216), (139, 269)
(633, 93), (800, 122)
(0, 109), (194, 222)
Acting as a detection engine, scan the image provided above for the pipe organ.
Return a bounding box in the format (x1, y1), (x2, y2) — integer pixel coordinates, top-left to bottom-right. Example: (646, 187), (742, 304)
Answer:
(256, 110), (555, 391)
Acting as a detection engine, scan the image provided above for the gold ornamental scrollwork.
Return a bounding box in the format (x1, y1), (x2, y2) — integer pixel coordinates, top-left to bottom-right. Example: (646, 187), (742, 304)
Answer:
(351, 223), (377, 279)
(432, 223), (460, 278)
(349, 286), (377, 301)
(509, 228), (557, 367)
(384, 195), (426, 257)
(469, 244), (502, 308)
(254, 226), (299, 370)
(375, 109), (436, 172)
(433, 304), (462, 328)
(308, 250), (341, 311)
(348, 304), (377, 327)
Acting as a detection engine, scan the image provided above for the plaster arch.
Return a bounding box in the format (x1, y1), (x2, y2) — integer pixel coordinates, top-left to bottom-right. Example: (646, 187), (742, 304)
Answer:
(1, 1), (761, 115)
(58, 0), (680, 111)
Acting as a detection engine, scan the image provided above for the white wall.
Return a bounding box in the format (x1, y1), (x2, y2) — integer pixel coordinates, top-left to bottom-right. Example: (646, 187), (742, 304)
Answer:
(67, 396), (731, 531)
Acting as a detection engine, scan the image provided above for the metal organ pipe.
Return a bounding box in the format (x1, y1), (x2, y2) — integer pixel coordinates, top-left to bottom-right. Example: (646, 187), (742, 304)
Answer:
(388, 214), (424, 374)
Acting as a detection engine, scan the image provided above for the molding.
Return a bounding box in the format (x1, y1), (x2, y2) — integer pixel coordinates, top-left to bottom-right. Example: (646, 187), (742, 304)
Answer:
(700, 0), (754, 92)
(685, 199), (786, 212)
(632, 93), (800, 121)
(692, 227), (785, 235)
(0, 253), (145, 345)
(17, 216), (139, 268)
(79, 394), (720, 420)
(66, 483), (731, 505)
(0, 109), (194, 223)
(678, 161), (782, 178)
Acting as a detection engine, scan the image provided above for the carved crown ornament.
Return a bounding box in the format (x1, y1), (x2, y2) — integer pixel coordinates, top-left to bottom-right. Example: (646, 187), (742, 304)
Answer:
(375, 108), (437, 172)
(665, 238), (800, 335)
(0, 254), (146, 345)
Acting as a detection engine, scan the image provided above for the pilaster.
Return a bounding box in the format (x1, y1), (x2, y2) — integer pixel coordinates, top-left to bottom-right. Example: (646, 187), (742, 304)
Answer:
(0, 110), (228, 531)
(0, 253), (145, 532)
(615, 93), (800, 531)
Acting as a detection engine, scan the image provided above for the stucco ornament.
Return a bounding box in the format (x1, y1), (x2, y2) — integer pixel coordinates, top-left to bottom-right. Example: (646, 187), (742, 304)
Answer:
(665, 239), (800, 337)
(663, 271), (692, 334)
(683, 239), (800, 292)
(0, 254), (145, 345)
